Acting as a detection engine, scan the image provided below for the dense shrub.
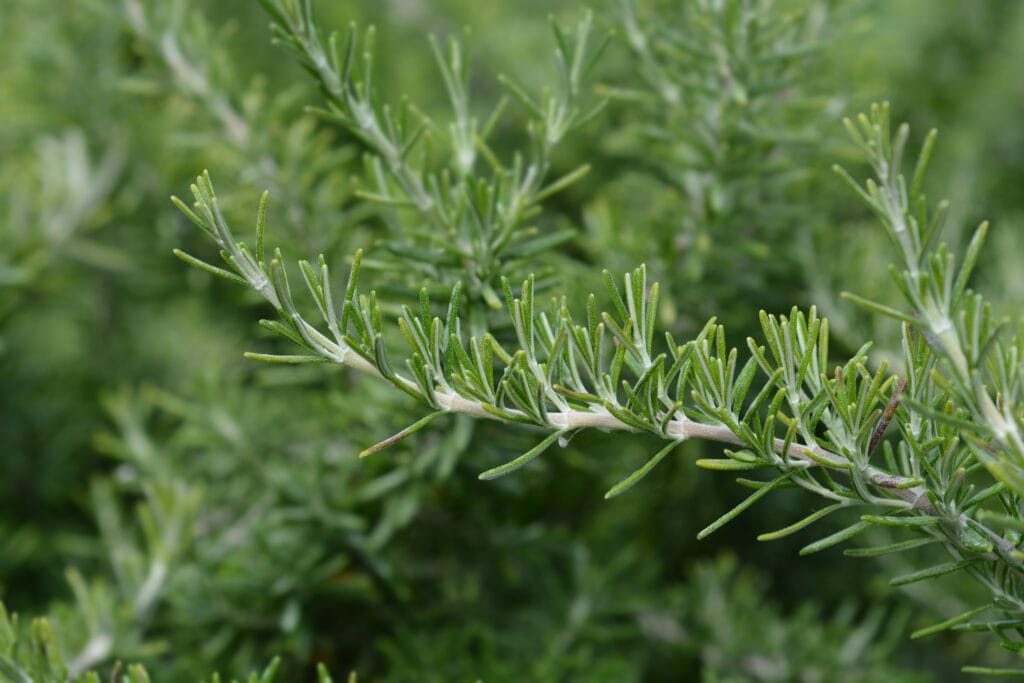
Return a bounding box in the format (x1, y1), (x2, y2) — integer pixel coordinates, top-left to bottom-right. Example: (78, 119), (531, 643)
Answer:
(3, 1), (1024, 680)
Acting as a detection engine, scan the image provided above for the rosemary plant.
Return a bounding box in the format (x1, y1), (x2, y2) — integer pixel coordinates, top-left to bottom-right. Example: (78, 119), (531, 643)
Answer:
(254, 0), (606, 327)
(174, 13), (1024, 668)
(590, 0), (843, 328)
(0, 603), (342, 683)
(9, 0), (1024, 679)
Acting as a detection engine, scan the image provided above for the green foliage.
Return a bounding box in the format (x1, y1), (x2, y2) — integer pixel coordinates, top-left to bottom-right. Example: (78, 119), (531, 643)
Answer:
(6, 0), (1024, 680)
(251, 0), (606, 320)
(177, 91), (1024, 674)
(375, 552), (929, 683)
(588, 0), (848, 331)
(0, 601), (344, 683)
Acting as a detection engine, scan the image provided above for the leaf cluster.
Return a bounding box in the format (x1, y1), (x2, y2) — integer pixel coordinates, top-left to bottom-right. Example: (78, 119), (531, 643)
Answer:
(11, 0), (1024, 679)
(255, 0), (607, 317)
(176, 87), (1024, 676)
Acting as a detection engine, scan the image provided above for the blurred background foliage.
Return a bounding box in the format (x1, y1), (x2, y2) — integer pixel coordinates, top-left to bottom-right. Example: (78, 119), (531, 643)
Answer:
(1, 0), (1022, 680)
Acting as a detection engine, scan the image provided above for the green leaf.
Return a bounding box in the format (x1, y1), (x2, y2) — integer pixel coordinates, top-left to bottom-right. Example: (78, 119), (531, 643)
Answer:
(478, 430), (563, 480)
(976, 509), (1024, 533)
(258, 657), (282, 683)
(171, 194), (214, 237)
(861, 514), (939, 528)
(952, 222), (988, 306)
(603, 270), (630, 323)
(843, 537), (937, 557)
(695, 458), (765, 471)
(30, 619), (66, 681)
(0, 658), (32, 683)
(534, 164), (591, 203)
(912, 603), (992, 639)
(757, 503), (846, 541)
(697, 471), (795, 540)
(604, 441), (680, 499)
(890, 559), (976, 587)
(800, 521), (870, 555)
(360, 411), (446, 457)
(243, 352), (330, 364)
(959, 524), (994, 554)
(840, 291), (917, 324)
(602, 400), (650, 432)
(172, 249), (249, 286)
(255, 190), (269, 264)
(315, 664), (336, 683)
(909, 128), (937, 200)
(480, 402), (536, 425)
(497, 73), (542, 118)
(127, 665), (152, 683)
